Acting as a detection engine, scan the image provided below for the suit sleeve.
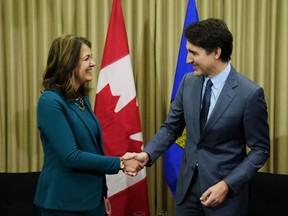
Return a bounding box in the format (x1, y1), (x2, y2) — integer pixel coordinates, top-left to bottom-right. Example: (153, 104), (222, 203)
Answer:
(144, 74), (187, 164)
(224, 87), (270, 193)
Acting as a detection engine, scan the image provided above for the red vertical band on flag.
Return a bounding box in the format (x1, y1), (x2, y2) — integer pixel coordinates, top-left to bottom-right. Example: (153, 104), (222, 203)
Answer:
(94, 0), (150, 215)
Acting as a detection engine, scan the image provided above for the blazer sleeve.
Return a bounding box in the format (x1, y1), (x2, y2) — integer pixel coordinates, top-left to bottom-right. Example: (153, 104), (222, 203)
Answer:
(37, 92), (121, 174)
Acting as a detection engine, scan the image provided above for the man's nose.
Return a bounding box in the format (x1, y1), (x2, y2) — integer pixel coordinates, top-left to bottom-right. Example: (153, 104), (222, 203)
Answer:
(186, 55), (193, 64)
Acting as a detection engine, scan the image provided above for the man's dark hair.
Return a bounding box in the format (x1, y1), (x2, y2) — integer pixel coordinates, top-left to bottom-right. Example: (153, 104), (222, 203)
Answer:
(184, 18), (233, 62)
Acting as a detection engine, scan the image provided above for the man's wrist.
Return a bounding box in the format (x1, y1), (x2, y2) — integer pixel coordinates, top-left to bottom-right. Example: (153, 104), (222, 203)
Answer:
(143, 152), (152, 167)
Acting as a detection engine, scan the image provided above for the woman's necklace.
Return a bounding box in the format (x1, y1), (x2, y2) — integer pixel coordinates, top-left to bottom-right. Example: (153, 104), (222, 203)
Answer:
(74, 96), (85, 111)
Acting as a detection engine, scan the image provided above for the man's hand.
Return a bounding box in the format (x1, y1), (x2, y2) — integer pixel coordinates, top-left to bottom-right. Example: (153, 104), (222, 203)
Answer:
(121, 152), (149, 176)
(122, 152), (149, 165)
(200, 180), (230, 207)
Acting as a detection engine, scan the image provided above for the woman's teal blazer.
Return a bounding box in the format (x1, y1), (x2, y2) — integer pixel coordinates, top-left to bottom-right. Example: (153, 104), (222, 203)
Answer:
(34, 90), (120, 212)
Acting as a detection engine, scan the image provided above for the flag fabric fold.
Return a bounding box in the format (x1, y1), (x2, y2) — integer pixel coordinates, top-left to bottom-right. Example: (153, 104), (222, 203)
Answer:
(94, 0), (150, 215)
(164, 0), (199, 197)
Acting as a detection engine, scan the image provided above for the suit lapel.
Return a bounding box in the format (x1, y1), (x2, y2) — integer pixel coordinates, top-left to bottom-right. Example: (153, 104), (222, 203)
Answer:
(200, 69), (238, 139)
(191, 76), (204, 137)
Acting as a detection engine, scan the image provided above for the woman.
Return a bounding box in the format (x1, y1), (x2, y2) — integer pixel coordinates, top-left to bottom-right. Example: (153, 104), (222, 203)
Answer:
(34, 34), (142, 216)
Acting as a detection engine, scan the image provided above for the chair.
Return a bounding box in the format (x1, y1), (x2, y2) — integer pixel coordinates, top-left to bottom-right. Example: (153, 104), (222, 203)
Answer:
(0, 172), (40, 216)
(248, 172), (288, 216)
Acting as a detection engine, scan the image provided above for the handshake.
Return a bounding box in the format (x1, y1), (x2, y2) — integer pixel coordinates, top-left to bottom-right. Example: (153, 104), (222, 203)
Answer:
(120, 152), (149, 176)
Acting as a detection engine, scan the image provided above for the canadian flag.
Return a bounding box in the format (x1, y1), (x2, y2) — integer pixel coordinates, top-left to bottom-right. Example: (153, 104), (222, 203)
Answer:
(94, 0), (150, 215)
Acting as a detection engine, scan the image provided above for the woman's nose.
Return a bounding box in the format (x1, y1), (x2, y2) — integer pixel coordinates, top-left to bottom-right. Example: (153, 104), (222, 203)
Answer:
(90, 59), (96, 67)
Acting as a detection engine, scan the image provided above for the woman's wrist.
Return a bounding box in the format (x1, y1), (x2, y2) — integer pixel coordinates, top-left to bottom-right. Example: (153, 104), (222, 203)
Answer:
(119, 157), (125, 170)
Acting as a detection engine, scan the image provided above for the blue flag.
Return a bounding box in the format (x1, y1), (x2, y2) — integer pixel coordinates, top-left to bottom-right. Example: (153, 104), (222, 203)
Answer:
(164, 0), (199, 197)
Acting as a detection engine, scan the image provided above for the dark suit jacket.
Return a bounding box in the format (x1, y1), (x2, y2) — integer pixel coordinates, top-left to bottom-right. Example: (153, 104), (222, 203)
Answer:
(144, 66), (270, 215)
(34, 91), (120, 212)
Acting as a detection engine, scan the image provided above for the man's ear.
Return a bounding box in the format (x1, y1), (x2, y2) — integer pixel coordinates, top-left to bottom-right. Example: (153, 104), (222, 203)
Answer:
(214, 47), (221, 60)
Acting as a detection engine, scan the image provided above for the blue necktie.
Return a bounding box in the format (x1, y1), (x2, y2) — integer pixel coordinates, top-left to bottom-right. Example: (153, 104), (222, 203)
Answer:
(200, 79), (213, 133)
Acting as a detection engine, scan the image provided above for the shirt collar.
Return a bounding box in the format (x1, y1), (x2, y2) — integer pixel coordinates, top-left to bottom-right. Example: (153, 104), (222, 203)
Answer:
(209, 63), (231, 89)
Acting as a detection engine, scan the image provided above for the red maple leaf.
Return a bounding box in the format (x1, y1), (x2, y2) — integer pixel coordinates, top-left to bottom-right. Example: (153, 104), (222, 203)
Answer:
(94, 84), (142, 156)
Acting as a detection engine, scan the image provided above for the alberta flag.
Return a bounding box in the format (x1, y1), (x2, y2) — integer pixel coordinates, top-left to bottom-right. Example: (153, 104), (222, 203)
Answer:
(164, 0), (199, 197)
(94, 0), (150, 215)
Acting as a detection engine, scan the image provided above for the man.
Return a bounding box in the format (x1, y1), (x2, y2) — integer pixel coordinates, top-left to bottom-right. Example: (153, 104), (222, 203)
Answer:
(126, 18), (270, 216)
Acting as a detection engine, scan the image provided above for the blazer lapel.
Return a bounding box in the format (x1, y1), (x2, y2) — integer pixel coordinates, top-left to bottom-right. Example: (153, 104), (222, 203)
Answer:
(84, 97), (104, 155)
(68, 98), (104, 154)
(84, 97), (105, 154)
(200, 69), (238, 139)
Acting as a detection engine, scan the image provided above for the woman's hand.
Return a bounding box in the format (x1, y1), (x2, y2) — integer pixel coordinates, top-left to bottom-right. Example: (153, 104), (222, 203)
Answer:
(104, 196), (112, 216)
